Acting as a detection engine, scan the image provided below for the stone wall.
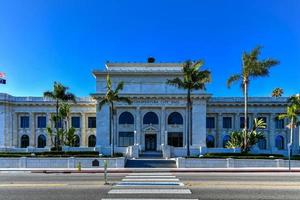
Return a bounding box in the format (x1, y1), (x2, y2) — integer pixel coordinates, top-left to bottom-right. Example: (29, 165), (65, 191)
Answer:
(0, 157), (125, 168)
(176, 158), (300, 168)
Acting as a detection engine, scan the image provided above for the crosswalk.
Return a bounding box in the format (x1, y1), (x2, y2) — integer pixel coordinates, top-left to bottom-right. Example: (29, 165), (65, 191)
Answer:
(102, 172), (197, 200)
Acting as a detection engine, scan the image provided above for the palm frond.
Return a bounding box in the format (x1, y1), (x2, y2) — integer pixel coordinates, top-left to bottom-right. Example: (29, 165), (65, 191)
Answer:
(115, 81), (124, 94)
(43, 91), (55, 99)
(117, 97), (132, 105)
(167, 78), (185, 89)
(227, 74), (241, 88)
(98, 98), (109, 111)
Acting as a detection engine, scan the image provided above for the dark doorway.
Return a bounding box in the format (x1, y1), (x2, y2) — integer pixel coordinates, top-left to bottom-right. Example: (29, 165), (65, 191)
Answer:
(145, 134), (157, 151)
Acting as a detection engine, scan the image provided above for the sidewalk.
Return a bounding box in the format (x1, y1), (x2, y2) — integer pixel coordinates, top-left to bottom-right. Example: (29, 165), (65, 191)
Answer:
(1, 167), (300, 173)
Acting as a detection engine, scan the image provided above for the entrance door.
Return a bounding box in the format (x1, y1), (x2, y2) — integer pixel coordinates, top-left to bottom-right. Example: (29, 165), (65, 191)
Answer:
(145, 134), (157, 151)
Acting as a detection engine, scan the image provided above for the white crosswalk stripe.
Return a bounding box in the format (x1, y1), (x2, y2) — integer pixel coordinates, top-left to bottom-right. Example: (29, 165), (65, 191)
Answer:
(103, 172), (196, 200)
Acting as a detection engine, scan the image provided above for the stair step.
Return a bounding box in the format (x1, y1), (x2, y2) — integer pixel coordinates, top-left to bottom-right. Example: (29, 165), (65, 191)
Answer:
(125, 159), (176, 168)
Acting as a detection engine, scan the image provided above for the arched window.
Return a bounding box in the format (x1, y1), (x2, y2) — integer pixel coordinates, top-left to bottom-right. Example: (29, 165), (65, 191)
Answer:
(168, 112), (183, 125)
(223, 135), (230, 148)
(37, 135), (46, 148)
(275, 135), (284, 150)
(119, 112), (134, 124)
(88, 135), (96, 147)
(21, 135), (29, 148)
(143, 112), (159, 124)
(258, 138), (267, 150)
(74, 135), (80, 147)
(206, 135), (215, 148)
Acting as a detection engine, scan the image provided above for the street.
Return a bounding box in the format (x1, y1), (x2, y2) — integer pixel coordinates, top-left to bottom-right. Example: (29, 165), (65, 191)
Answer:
(0, 172), (300, 200)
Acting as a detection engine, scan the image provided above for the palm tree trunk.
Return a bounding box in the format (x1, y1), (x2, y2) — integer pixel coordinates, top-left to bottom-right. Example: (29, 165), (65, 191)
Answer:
(55, 100), (59, 151)
(186, 89), (191, 157)
(243, 79), (248, 153)
(111, 102), (115, 157)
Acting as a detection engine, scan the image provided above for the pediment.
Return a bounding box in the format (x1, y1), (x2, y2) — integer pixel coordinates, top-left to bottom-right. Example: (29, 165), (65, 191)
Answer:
(143, 125), (158, 132)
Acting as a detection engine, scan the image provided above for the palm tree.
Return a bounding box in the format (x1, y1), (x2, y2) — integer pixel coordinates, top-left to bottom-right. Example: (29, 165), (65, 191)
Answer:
(226, 118), (266, 153)
(167, 60), (211, 157)
(227, 46), (279, 150)
(44, 82), (76, 149)
(278, 94), (300, 170)
(272, 88), (284, 98)
(98, 75), (132, 157)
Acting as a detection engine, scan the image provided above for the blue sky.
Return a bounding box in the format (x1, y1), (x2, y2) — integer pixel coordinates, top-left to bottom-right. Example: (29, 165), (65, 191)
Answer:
(0, 0), (299, 97)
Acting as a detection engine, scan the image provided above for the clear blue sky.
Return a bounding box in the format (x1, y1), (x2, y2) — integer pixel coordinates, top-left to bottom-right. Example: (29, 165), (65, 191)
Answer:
(0, 0), (299, 97)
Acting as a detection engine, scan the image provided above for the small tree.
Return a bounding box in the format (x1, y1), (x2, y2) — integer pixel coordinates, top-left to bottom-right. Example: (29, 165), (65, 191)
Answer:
(44, 82), (76, 150)
(226, 118), (266, 153)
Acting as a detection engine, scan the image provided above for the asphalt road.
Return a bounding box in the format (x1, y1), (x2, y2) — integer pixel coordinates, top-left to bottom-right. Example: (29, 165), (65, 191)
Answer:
(1, 172), (300, 200)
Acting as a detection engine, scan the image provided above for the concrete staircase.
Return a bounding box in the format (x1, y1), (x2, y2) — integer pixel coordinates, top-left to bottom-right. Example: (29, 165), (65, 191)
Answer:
(125, 151), (177, 168)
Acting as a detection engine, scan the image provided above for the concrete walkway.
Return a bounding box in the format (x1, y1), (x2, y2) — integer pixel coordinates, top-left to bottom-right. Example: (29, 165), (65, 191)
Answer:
(1, 167), (300, 173)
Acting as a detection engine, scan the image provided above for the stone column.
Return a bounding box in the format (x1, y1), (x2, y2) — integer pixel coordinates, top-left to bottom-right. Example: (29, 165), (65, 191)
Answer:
(96, 103), (110, 148)
(217, 113), (223, 147)
(192, 100), (206, 148)
(135, 107), (141, 145)
(12, 112), (18, 147)
(0, 109), (5, 147)
(46, 113), (52, 147)
(160, 107), (166, 149)
(80, 112), (86, 147)
(235, 113), (240, 130)
(30, 112), (36, 147)
(269, 113), (276, 152)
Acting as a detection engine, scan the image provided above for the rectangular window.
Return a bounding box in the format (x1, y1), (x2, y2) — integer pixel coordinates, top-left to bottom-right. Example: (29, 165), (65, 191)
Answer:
(88, 117), (96, 128)
(71, 116), (80, 128)
(240, 117), (249, 129)
(275, 118), (285, 129)
(206, 117), (215, 129)
(118, 132), (134, 147)
(168, 132), (183, 147)
(54, 118), (62, 128)
(37, 116), (46, 128)
(20, 116), (29, 128)
(257, 117), (267, 128)
(223, 117), (232, 129)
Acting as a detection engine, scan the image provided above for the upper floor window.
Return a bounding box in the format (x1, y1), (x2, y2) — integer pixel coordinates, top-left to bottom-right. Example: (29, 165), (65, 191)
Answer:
(168, 112), (183, 125)
(275, 118), (285, 129)
(54, 118), (62, 128)
(143, 112), (159, 125)
(88, 117), (96, 128)
(71, 116), (80, 128)
(257, 117), (267, 128)
(223, 117), (232, 129)
(119, 112), (134, 124)
(206, 117), (215, 129)
(37, 116), (46, 128)
(20, 116), (29, 128)
(240, 117), (249, 129)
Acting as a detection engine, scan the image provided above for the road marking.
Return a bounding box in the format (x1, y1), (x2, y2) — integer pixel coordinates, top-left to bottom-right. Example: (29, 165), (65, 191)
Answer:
(102, 199), (198, 200)
(125, 175), (176, 178)
(122, 178), (180, 181)
(116, 182), (184, 186)
(0, 183), (67, 187)
(128, 173), (173, 176)
(108, 189), (192, 194)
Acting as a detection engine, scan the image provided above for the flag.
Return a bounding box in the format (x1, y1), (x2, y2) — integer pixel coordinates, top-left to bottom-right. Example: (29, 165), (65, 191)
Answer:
(0, 72), (5, 78)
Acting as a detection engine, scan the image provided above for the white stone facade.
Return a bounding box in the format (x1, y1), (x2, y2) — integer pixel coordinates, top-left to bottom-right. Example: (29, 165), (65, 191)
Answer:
(0, 62), (298, 157)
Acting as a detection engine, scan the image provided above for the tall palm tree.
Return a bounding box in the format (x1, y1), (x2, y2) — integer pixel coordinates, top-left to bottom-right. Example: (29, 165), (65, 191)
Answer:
(278, 94), (300, 170)
(44, 82), (76, 149)
(227, 46), (279, 150)
(167, 60), (211, 157)
(272, 88), (284, 98)
(98, 75), (132, 157)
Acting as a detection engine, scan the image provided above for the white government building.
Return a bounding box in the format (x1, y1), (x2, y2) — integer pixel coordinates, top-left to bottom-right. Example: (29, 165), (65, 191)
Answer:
(0, 62), (298, 157)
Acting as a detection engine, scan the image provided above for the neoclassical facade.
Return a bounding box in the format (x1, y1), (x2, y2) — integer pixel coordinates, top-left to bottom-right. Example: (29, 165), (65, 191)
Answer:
(0, 62), (297, 156)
